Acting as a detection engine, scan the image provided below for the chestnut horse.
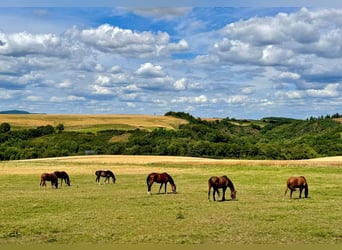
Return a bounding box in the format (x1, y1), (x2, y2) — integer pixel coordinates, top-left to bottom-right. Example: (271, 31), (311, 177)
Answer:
(208, 175), (237, 201)
(146, 172), (176, 195)
(54, 171), (70, 186)
(284, 176), (309, 199)
(95, 170), (116, 184)
(40, 173), (58, 189)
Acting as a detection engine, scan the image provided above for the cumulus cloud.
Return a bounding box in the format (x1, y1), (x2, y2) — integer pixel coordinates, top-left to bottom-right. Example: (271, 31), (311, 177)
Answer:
(211, 8), (342, 68)
(67, 24), (189, 58)
(136, 63), (165, 77)
(307, 83), (339, 97)
(0, 31), (73, 57)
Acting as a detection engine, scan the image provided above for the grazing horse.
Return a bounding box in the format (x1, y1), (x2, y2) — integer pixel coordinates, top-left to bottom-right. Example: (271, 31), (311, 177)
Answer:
(54, 171), (71, 186)
(95, 170), (116, 184)
(146, 172), (176, 195)
(208, 175), (237, 201)
(40, 173), (58, 189)
(284, 176), (309, 199)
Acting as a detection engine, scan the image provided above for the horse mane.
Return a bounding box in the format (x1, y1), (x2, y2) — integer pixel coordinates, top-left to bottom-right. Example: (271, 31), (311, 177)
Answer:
(226, 176), (235, 191)
(166, 173), (175, 185)
(65, 172), (70, 182)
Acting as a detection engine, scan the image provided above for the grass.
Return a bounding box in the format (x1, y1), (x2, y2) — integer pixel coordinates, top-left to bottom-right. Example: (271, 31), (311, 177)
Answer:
(0, 157), (341, 244)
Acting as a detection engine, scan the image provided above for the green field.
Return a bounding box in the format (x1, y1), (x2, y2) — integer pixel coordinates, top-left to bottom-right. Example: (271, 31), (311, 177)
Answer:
(0, 156), (341, 244)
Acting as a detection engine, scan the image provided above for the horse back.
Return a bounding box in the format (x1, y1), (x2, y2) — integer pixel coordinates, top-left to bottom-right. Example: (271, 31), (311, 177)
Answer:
(41, 173), (58, 183)
(287, 176), (307, 187)
(147, 172), (170, 183)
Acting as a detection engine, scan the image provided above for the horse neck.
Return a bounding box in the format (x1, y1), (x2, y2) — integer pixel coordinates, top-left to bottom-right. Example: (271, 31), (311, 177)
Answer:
(227, 180), (235, 192)
(168, 176), (175, 185)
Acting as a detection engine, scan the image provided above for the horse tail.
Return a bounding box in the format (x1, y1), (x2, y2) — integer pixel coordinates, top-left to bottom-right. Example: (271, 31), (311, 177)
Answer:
(146, 174), (151, 186)
(146, 174), (153, 194)
(284, 186), (288, 198)
(300, 176), (309, 198)
(208, 180), (212, 201)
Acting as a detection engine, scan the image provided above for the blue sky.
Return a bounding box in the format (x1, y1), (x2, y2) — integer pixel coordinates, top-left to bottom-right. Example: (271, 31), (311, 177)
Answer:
(0, 1), (341, 119)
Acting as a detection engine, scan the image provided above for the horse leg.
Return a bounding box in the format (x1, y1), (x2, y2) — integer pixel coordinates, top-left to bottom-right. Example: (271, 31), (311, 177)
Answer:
(147, 182), (152, 195)
(290, 189), (293, 199)
(96, 176), (100, 184)
(222, 187), (227, 201)
(213, 189), (217, 201)
(164, 183), (167, 193)
(299, 187), (303, 198)
(159, 183), (163, 193)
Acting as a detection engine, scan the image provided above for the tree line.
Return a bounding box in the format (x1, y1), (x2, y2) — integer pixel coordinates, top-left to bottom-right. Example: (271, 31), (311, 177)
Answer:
(0, 112), (341, 161)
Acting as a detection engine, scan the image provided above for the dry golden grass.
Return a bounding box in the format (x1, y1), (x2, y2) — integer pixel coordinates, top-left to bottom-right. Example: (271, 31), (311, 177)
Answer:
(1, 155), (341, 176)
(0, 114), (187, 130)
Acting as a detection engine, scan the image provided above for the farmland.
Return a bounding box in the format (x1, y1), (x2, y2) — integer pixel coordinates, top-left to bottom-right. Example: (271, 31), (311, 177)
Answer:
(0, 155), (341, 244)
(0, 114), (188, 132)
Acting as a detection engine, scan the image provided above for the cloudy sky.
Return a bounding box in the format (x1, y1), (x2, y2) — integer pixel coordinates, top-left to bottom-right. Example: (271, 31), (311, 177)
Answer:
(0, 1), (341, 119)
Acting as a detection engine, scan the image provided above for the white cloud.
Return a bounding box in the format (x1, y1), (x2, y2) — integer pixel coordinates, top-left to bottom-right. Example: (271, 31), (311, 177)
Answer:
(0, 31), (72, 57)
(173, 78), (187, 90)
(171, 95), (207, 104)
(225, 95), (248, 104)
(26, 95), (41, 101)
(306, 83), (339, 97)
(93, 85), (111, 95)
(136, 63), (165, 77)
(69, 24), (189, 58)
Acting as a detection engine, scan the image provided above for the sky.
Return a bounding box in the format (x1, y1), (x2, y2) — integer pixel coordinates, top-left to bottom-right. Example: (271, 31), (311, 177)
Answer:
(0, 1), (341, 119)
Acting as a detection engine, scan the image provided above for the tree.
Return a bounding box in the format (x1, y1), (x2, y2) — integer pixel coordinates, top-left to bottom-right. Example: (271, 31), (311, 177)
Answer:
(56, 124), (64, 133)
(0, 123), (11, 133)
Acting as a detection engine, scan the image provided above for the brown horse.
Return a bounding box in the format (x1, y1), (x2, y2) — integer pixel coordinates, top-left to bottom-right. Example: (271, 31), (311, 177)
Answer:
(40, 173), (58, 189)
(54, 171), (70, 186)
(284, 176), (309, 199)
(146, 172), (176, 195)
(95, 170), (116, 184)
(208, 175), (237, 201)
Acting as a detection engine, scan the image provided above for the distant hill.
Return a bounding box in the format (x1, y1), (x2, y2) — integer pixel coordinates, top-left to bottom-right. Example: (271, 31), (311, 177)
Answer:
(0, 110), (31, 114)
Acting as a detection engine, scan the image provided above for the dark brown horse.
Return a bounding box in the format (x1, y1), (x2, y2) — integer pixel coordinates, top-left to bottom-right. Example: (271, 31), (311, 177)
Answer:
(146, 172), (176, 195)
(95, 170), (116, 184)
(54, 171), (70, 186)
(40, 173), (58, 189)
(208, 175), (237, 201)
(284, 176), (309, 199)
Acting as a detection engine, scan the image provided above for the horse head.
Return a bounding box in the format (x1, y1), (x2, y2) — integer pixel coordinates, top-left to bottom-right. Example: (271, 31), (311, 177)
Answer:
(171, 183), (177, 193)
(231, 190), (237, 200)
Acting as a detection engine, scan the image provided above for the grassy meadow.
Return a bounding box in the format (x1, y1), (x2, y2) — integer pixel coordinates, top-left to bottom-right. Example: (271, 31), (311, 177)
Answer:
(0, 156), (341, 244)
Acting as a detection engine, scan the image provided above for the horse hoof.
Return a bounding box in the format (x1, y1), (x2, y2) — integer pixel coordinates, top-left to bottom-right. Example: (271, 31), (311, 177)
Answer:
(147, 191), (151, 195)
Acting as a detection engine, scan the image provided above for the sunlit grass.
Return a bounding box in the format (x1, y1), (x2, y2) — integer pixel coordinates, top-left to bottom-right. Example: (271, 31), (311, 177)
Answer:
(0, 160), (341, 244)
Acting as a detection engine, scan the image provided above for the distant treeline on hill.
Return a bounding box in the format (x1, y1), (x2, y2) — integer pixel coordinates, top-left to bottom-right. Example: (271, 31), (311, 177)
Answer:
(0, 110), (31, 114)
(0, 111), (341, 161)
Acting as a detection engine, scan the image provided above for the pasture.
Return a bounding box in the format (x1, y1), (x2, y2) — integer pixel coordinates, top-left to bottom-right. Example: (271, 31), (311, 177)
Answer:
(0, 155), (341, 244)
